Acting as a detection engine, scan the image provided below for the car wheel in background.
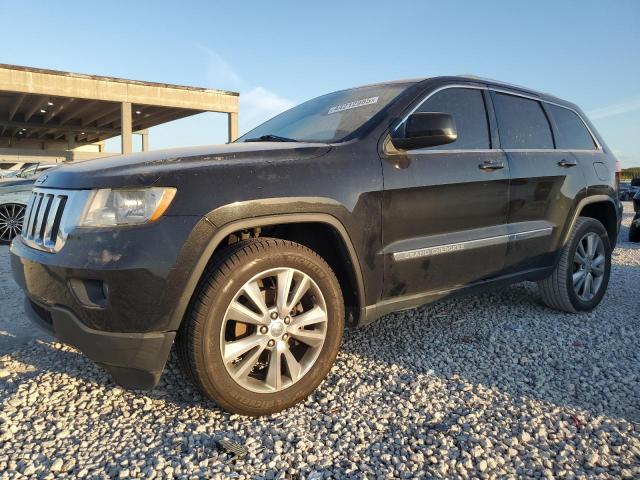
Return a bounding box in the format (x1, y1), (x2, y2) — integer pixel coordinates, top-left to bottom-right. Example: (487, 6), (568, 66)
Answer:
(0, 203), (25, 244)
(538, 217), (611, 313)
(629, 217), (640, 243)
(177, 238), (345, 416)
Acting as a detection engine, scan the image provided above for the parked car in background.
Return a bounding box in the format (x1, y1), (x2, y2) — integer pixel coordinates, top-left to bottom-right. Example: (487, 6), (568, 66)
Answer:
(10, 76), (622, 415)
(0, 164), (58, 243)
(0, 162), (39, 178)
(0, 163), (56, 183)
(619, 182), (633, 201)
(620, 182), (640, 201)
(630, 190), (640, 242)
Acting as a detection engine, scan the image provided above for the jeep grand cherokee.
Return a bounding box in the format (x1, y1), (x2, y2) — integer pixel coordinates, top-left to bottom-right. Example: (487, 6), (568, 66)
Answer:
(10, 77), (622, 415)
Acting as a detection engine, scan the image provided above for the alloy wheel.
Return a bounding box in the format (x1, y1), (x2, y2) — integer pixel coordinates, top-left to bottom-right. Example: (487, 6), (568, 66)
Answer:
(0, 203), (25, 243)
(572, 232), (605, 302)
(220, 267), (328, 393)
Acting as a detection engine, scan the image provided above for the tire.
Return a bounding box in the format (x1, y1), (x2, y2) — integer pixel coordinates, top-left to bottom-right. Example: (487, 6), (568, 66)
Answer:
(0, 203), (26, 245)
(538, 217), (611, 313)
(629, 218), (640, 243)
(176, 238), (344, 416)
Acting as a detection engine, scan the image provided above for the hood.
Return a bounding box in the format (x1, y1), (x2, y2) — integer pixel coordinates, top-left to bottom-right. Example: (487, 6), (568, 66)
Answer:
(37, 142), (332, 190)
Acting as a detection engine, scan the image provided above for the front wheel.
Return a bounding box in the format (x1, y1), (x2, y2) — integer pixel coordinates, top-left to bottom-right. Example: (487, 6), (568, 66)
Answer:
(538, 217), (611, 313)
(177, 238), (344, 416)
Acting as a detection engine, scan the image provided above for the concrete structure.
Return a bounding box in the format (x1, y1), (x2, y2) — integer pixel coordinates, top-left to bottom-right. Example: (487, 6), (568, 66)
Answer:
(0, 64), (239, 164)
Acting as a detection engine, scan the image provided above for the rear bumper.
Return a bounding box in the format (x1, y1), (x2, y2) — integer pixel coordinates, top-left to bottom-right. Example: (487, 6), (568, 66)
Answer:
(24, 297), (175, 389)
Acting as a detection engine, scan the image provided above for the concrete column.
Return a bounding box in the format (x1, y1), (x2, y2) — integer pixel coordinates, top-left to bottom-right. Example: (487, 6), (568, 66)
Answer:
(66, 132), (75, 162)
(121, 102), (132, 154)
(228, 112), (238, 142)
(141, 131), (149, 152)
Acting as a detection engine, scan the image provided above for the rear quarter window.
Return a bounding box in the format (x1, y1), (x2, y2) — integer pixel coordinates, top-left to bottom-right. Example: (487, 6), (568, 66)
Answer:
(493, 93), (554, 149)
(547, 104), (596, 150)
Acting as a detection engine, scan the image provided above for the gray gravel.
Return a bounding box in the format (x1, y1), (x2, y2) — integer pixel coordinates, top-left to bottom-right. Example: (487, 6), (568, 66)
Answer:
(1, 204), (639, 479)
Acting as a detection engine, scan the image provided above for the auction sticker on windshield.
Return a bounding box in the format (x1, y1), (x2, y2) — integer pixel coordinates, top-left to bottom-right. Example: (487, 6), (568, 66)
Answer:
(327, 96), (379, 115)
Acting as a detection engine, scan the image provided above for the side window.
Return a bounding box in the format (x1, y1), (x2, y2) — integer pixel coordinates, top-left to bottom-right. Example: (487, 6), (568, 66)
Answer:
(547, 104), (596, 150)
(416, 88), (490, 149)
(492, 93), (554, 149)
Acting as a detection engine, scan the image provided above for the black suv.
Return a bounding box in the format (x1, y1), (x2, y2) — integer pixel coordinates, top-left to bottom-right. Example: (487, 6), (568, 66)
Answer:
(630, 190), (640, 242)
(10, 77), (622, 415)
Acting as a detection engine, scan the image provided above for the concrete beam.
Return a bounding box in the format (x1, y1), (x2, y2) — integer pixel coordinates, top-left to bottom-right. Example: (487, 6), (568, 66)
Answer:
(121, 102), (132, 154)
(9, 93), (27, 120)
(36, 128), (56, 139)
(82, 103), (120, 127)
(23, 95), (44, 122)
(96, 104), (149, 128)
(0, 64), (238, 113)
(134, 108), (191, 131)
(44, 98), (75, 123)
(0, 119), (120, 135)
(59, 101), (95, 124)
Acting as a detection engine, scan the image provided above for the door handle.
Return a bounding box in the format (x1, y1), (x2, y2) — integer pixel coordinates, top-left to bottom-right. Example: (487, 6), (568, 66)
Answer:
(558, 159), (577, 168)
(478, 161), (505, 171)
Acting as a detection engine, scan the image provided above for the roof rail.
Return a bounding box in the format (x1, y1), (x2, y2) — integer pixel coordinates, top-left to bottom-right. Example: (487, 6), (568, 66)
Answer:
(457, 75), (544, 96)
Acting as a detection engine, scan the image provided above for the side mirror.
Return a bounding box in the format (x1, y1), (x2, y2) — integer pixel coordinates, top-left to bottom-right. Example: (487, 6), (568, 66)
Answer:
(391, 112), (457, 150)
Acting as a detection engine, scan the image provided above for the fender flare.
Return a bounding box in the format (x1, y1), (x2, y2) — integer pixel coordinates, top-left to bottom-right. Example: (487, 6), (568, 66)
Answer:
(168, 212), (366, 331)
(561, 194), (619, 245)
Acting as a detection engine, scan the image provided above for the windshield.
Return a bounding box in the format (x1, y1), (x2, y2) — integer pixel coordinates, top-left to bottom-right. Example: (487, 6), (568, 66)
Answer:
(17, 165), (40, 178)
(237, 83), (412, 143)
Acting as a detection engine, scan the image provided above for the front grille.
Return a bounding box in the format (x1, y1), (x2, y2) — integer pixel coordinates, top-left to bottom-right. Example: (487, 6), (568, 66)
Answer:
(20, 187), (88, 253)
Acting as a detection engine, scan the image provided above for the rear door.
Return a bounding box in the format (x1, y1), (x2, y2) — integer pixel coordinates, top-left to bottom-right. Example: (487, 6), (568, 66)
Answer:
(380, 86), (510, 300)
(490, 91), (587, 272)
(545, 102), (605, 194)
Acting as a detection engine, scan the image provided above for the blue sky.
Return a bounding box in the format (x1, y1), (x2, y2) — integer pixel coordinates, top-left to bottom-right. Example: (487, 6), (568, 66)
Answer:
(1, 0), (639, 166)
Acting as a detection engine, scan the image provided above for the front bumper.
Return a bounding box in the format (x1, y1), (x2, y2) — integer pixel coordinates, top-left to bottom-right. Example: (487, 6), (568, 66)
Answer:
(9, 215), (200, 332)
(9, 214), (207, 389)
(24, 298), (174, 389)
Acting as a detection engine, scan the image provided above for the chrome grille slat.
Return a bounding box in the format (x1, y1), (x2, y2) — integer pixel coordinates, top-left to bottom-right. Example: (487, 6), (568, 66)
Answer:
(20, 187), (89, 253)
(34, 194), (53, 243)
(21, 193), (38, 236)
(42, 196), (63, 248)
(29, 193), (45, 238)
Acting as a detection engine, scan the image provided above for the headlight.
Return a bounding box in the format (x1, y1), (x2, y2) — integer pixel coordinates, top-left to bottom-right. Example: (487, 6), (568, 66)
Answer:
(78, 187), (176, 227)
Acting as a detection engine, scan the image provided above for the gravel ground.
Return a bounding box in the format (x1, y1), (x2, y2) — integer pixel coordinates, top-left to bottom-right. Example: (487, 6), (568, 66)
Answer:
(1, 204), (639, 479)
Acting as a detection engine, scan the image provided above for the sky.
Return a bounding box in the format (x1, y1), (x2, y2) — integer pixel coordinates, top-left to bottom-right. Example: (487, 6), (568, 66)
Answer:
(1, 0), (639, 166)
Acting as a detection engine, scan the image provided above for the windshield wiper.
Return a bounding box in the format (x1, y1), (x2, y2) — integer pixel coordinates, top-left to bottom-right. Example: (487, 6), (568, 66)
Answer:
(244, 134), (298, 143)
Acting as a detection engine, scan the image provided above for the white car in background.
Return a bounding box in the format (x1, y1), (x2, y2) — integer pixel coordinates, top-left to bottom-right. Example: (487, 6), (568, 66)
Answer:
(0, 162), (39, 178)
(0, 163), (57, 183)
(0, 164), (58, 243)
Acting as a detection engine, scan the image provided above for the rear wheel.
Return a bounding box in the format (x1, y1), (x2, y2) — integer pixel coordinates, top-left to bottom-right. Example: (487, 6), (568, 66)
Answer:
(538, 217), (611, 312)
(177, 238), (344, 416)
(0, 203), (25, 244)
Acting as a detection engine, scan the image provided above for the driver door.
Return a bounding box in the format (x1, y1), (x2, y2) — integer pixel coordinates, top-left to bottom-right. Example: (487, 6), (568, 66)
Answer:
(380, 86), (510, 300)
